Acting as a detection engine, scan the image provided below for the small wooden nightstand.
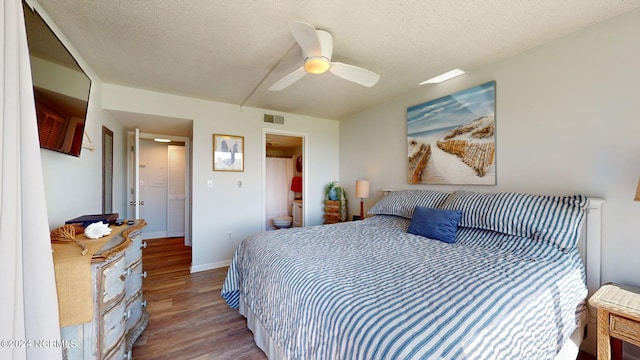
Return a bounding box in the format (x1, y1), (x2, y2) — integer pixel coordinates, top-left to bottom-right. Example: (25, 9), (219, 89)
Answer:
(588, 283), (640, 360)
(323, 200), (347, 224)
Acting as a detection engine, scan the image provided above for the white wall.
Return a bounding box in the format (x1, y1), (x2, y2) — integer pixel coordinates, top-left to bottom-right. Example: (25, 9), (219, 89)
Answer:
(341, 8), (640, 357)
(100, 84), (340, 271)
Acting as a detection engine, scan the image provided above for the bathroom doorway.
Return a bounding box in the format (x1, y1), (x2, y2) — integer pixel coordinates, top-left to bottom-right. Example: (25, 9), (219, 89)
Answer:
(264, 130), (306, 231)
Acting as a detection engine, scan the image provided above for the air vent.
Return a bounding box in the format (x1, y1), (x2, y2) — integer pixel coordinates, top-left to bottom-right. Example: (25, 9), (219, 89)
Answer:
(264, 114), (284, 125)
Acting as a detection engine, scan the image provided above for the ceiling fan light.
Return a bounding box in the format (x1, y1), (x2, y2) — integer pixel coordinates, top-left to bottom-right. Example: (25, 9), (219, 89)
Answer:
(304, 56), (331, 74)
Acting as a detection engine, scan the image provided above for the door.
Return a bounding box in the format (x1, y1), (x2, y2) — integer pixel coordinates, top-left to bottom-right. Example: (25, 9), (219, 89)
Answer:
(128, 131), (191, 243)
(167, 145), (186, 237)
(138, 139), (169, 238)
(127, 128), (142, 219)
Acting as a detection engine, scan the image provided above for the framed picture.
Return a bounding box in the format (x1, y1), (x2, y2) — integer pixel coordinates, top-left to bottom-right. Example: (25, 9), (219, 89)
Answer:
(407, 81), (496, 185)
(213, 134), (244, 172)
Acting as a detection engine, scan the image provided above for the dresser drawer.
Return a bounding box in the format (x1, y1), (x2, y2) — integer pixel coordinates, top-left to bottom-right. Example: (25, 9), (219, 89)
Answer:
(101, 255), (126, 307)
(124, 260), (144, 300)
(124, 235), (144, 267)
(103, 335), (127, 360)
(102, 299), (126, 356)
(125, 291), (146, 332)
(610, 314), (640, 347)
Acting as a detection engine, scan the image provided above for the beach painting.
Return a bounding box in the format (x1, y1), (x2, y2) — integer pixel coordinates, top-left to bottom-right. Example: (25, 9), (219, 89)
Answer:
(407, 81), (496, 185)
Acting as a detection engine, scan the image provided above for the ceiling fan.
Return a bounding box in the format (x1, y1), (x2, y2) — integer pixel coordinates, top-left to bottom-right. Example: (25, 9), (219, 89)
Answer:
(269, 21), (380, 91)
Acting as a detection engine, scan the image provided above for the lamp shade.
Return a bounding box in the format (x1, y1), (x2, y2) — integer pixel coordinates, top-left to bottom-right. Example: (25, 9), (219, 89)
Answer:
(635, 177), (640, 201)
(355, 180), (370, 199)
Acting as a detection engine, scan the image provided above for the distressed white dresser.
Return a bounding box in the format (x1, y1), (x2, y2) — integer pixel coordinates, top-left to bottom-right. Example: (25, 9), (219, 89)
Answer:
(53, 220), (148, 360)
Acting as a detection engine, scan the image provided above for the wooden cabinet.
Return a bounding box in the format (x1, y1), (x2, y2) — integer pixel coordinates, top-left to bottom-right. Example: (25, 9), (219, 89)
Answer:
(57, 221), (148, 360)
(324, 200), (347, 224)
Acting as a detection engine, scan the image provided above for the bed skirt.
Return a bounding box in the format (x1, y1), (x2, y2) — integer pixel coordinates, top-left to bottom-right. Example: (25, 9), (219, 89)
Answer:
(239, 296), (287, 359)
(239, 295), (586, 360)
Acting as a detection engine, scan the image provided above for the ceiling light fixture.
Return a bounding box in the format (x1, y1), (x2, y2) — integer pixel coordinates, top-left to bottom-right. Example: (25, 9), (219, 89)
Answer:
(154, 138), (171, 143)
(419, 68), (466, 85)
(304, 56), (331, 74)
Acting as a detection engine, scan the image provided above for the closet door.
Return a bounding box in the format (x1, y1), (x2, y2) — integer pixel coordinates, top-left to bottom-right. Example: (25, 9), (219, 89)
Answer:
(167, 145), (186, 237)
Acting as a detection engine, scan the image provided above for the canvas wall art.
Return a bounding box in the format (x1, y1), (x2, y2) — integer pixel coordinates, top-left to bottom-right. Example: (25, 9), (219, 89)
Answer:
(407, 81), (496, 185)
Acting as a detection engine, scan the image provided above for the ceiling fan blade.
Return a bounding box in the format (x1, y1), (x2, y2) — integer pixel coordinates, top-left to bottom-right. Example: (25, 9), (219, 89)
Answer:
(288, 21), (323, 58)
(329, 62), (380, 87)
(315, 30), (333, 61)
(269, 66), (307, 91)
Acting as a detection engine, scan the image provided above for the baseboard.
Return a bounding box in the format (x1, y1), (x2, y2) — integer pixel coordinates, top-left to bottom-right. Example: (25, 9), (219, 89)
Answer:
(141, 231), (167, 240)
(190, 260), (231, 273)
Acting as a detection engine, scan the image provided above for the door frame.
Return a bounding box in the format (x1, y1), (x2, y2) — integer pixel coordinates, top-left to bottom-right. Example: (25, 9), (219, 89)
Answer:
(127, 131), (192, 244)
(262, 128), (307, 230)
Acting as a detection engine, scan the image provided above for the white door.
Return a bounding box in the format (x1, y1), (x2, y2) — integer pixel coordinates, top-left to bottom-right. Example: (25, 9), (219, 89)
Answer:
(167, 145), (186, 237)
(128, 131), (191, 243)
(127, 128), (142, 219)
(138, 139), (169, 238)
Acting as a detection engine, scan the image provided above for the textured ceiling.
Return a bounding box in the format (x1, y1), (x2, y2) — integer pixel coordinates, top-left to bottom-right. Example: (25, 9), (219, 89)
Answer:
(29, 0), (640, 121)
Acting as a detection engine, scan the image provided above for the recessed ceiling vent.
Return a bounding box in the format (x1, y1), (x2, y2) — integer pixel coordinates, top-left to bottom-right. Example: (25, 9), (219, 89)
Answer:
(264, 114), (284, 125)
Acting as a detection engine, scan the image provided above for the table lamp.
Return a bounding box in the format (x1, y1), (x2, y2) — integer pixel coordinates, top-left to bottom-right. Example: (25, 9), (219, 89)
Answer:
(356, 180), (370, 220)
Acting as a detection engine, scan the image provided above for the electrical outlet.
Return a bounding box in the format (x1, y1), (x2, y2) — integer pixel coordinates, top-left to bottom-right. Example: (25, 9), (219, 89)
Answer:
(228, 231), (232, 240)
(207, 180), (213, 188)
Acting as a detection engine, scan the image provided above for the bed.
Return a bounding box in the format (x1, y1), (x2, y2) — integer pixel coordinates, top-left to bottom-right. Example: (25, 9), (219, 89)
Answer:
(222, 190), (603, 359)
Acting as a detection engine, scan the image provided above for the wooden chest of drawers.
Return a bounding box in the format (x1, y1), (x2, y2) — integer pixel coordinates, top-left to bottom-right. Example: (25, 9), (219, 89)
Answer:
(324, 200), (347, 224)
(57, 220), (148, 360)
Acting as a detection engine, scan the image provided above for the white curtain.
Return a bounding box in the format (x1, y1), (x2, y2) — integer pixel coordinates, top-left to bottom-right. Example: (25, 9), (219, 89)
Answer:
(1, 1), (62, 359)
(265, 157), (294, 230)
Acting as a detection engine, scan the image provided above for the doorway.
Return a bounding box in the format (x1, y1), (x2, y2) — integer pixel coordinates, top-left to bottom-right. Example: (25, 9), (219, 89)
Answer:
(264, 130), (306, 231)
(128, 131), (191, 244)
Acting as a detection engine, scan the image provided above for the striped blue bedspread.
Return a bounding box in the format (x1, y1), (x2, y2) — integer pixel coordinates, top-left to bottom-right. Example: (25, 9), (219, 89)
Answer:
(222, 215), (587, 360)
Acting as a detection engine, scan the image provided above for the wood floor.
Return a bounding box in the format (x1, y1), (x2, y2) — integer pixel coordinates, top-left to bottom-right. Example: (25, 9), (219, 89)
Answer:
(133, 237), (597, 360)
(132, 237), (265, 360)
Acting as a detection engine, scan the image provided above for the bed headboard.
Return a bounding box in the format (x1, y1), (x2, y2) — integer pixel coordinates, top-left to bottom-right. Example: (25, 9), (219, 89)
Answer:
(581, 197), (604, 355)
(581, 198), (604, 296)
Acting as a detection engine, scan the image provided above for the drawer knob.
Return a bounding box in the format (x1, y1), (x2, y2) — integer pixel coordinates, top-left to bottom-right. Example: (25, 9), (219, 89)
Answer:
(140, 242), (148, 249)
(141, 271), (148, 279)
(141, 299), (148, 308)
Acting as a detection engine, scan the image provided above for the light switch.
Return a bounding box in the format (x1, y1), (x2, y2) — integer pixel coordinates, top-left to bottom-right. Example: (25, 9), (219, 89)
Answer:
(207, 180), (213, 188)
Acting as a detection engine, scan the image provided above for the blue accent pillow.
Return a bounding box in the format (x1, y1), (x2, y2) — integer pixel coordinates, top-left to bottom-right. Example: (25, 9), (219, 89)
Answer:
(407, 206), (462, 244)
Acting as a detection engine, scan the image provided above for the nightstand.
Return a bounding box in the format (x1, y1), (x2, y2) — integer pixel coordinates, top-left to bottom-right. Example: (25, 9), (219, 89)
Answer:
(323, 200), (347, 224)
(588, 283), (640, 360)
